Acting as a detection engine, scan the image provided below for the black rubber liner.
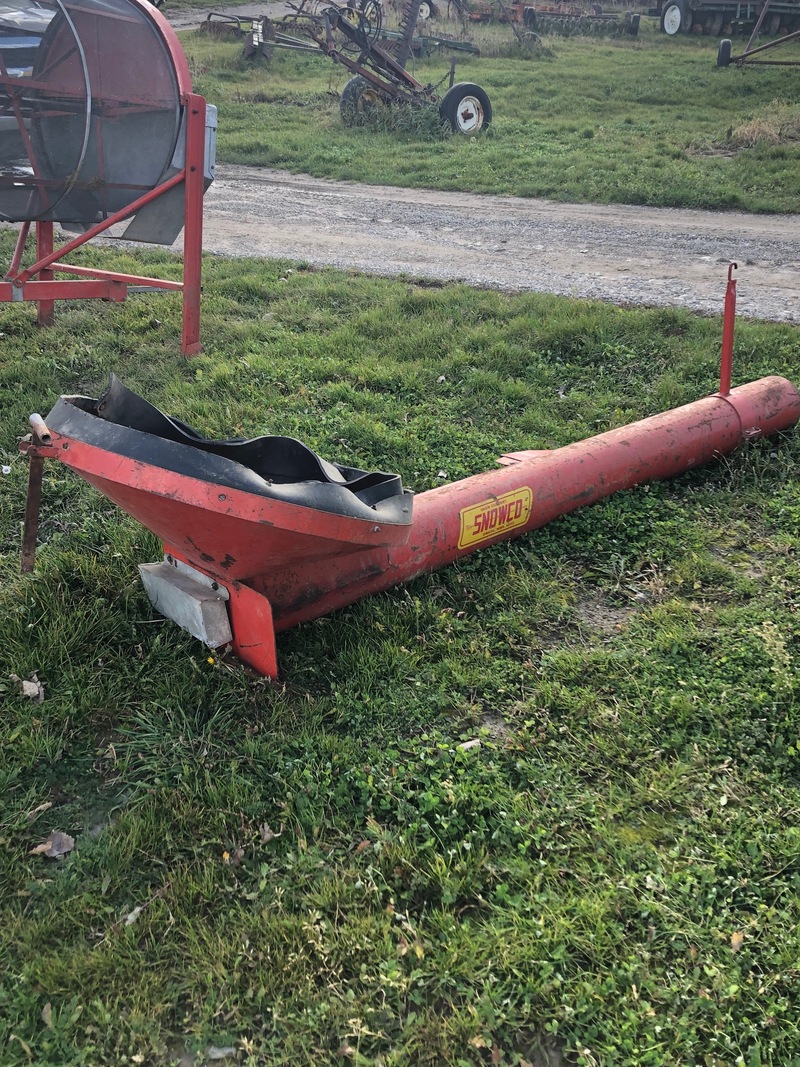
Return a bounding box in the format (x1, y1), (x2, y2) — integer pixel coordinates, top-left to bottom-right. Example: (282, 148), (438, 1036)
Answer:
(46, 375), (413, 525)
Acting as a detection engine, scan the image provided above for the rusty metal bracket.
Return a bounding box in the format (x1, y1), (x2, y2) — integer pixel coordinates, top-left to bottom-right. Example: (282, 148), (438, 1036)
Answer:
(19, 419), (59, 574)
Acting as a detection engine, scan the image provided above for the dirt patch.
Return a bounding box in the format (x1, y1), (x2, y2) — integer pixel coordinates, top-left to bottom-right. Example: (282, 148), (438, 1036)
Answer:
(575, 597), (636, 635)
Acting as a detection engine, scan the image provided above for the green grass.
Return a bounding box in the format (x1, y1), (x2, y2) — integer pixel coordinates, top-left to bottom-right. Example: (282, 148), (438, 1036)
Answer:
(2, 232), (800, 1064)
(183, 19), (800, 212)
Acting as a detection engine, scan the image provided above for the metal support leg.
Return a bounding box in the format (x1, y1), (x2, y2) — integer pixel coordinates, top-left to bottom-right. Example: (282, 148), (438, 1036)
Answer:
(35, 222), (55, 327)
(181, 94), (206, 356)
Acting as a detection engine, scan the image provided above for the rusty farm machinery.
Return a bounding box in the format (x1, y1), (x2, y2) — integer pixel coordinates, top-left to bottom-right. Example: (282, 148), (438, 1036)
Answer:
(202, 0), (492, 132)
(446, 0), (640, 37)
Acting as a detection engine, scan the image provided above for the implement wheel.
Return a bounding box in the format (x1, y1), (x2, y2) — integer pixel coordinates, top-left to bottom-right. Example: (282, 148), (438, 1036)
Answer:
(341, 75), (387, 125)
(439, 81), (492, 133)
(660, 0), (691, 34)
(717, 37), (732, 65)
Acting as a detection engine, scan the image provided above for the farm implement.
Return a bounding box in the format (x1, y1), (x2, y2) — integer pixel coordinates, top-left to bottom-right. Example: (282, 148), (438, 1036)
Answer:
(716, 0), (800, 63)
(19, 269), (800, 680)
(202, 0), (491, 131)
(447, 0), (641, 37)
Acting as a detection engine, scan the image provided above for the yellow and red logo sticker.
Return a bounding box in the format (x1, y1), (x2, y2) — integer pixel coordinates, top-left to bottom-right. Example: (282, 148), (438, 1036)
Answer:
(457, 487), (533, 549)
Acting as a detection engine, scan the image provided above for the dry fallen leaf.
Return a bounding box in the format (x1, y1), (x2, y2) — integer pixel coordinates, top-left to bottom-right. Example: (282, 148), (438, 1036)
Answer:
(26, 801), (53, 824)
(206, 1046), (236, 1060)
(259, 822), (277, 843)
(41, 1003), (53, 1028)
(9, 1035), (32, 1058)
(731, 930), (744, 953)
(10, 673), (45, 703)
(354, 839), (371, 855)
(29, 830), (74, 858)
(124, 906), (143, 927)
(337, 1045), (356, 1058)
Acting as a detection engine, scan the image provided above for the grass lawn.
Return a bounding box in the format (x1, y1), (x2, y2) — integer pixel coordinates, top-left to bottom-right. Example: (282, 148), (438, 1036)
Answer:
(1, 231), (800, 1065)
(183, 18), (800, 212)
(2, 9), (800, 1065)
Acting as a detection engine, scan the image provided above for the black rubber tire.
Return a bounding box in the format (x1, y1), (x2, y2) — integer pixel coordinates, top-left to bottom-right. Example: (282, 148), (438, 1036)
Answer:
(439, 82), (492, 133)
(707, 11), (723, 34)
(660, 0), (691, 34)
(625, 11), (640, 34)
(523, 5), (537, 28)
(716, 37), (732, 65)
(340, 75), (386, 125)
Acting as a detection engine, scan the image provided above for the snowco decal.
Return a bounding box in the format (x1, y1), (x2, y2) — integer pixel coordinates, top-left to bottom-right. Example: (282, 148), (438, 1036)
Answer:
(457, 487), (532, 549)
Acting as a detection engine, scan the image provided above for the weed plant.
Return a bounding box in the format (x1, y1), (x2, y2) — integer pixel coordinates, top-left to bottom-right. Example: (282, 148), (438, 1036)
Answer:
(2, 231), (800, 1064)
(183, 20), (800, 212)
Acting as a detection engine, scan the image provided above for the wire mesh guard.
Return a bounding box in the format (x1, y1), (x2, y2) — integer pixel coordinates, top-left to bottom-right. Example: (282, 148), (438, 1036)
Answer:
(0, 0), (183, 224)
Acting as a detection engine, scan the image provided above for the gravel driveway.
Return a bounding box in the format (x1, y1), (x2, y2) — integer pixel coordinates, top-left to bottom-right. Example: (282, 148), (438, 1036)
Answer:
(192, 164), (800, 322)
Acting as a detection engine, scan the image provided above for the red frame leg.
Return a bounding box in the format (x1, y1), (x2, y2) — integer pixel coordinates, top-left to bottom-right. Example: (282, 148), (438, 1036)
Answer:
(36, 222), (55, 327)
(226, 582), (278, 679)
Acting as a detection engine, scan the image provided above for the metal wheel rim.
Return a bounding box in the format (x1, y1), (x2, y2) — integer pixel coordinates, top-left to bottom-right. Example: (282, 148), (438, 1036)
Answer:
(662, 4), (681, 33)
(454, 95), (483, 133)
(358, 88), (384, 111)
(418, 1), (431, 18)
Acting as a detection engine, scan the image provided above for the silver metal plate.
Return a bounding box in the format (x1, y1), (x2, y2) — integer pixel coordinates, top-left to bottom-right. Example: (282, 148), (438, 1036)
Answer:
(138, 561), (232, 648)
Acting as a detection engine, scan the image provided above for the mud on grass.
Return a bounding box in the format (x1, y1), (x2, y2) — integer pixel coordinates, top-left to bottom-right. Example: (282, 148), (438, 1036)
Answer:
(2, 236), (800, 1065)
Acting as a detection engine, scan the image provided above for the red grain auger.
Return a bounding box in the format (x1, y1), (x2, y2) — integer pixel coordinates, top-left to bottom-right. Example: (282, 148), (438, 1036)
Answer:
(19, 267), (800, 678)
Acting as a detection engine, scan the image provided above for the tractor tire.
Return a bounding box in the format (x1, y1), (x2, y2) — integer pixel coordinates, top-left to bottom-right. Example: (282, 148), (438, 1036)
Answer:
(716, 37), (732, 65)
(523, 5), (537, 28)
(660, 0), (691, 34)
(439, 81), (492, 133)
(340, 75), (386, 125)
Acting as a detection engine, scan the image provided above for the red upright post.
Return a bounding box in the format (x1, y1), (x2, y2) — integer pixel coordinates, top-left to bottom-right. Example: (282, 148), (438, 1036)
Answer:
(35, 222), (55, 327)
(719, 262), (737, 397)
(181, 94), (206, 356)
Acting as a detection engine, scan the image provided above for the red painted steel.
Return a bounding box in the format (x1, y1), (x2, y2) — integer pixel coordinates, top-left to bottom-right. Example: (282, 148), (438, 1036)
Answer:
(7, 223), (31, 279)
(0, 280), (128, 302)
(2, 138), (204, 353)
(181, 95), (207, 356)
(126, 0), (194, 97)
(261, 376), (800, 633)
(51, 265), (183, 289)
(720, 263), (737, 397)
(24, 375), (800, 677)
(15, 173), (187, 285)
(35, 223), (55, 327)
(2, 2), (207, 354)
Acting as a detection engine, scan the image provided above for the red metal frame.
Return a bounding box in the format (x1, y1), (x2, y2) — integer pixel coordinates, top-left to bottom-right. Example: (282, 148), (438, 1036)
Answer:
(0, 0), (206, 355)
